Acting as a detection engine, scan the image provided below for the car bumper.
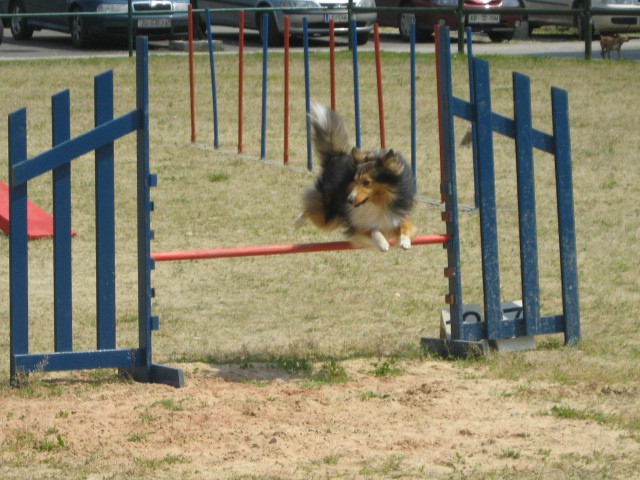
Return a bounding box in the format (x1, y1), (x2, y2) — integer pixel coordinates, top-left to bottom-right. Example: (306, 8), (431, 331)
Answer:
(416, 10), (522, 32)
(592, 5), (640, 33)
(284, 11), (377, 35)
(84, 13), (189, 39)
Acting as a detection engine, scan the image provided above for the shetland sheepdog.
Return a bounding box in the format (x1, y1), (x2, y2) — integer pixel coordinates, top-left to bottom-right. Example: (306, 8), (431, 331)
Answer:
(295, 104), (417, 252)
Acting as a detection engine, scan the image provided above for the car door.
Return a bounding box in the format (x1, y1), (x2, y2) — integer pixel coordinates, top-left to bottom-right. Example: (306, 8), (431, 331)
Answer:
(24, 0), (66, 29)
(199, 0), (253, 27)
(375, 0), (400, 28)
(48, 0), (69, 28)
(524, 0), (575, 27)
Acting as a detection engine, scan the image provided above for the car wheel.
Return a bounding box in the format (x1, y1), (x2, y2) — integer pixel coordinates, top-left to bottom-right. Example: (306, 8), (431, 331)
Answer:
(398, 11), (415, 42)
(258, 12), (283, 47)
(190, 0), (207, 40)
(487, 31), (515, 43)
(10, 0), (34, 41)
(70, 8), (92, 48)
(398, 9), (430, 42)
(576, 15), (595, 40)
(356, 31), (370, 45)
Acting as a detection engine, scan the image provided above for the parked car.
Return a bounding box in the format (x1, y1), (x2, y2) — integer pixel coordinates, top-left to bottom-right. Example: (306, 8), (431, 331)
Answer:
(376, 0), (524, 42)
(525, 0), (640, 38)
(193, 0), (377, 46)
(1, 0), (191, 48)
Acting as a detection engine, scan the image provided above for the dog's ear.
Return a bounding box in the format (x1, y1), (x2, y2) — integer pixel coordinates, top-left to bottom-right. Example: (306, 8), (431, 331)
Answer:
(378, 149), (405, 174)
(351, 147), (366, 164)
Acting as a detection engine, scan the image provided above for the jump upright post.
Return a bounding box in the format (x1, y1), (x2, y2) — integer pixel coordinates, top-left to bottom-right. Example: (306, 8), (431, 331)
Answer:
(422, 27), (580, 357)
(7, 37), (183, 388)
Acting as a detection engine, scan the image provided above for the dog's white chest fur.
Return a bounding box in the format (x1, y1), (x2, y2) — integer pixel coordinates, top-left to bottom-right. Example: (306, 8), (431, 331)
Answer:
(348, 203), (402, 233)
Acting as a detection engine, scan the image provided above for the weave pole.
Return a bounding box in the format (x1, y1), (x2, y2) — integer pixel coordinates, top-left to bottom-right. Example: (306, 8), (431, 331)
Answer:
(303, 17), (312, 171)
(206, 9), (219, 149)
(188, 4), (196, 144)
(374, 23), (386, 149)
(410, 22), (417, 189)
(237, 10), (244, 154)
(260, 14), (269, 160)
(152, 234), (450, 262)
(284, 16), (290, 165)
(330, 19), (336, 111)
(351, 19), (361, 149)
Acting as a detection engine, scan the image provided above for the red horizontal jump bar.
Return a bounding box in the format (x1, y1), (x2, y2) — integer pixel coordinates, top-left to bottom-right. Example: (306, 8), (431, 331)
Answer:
(152, 234), (450, 262)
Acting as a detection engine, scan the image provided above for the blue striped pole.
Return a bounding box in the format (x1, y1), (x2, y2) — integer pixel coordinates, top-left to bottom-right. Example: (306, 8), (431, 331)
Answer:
(410, 22), (417, 189)
(304, 17), (312, 171)
(351, 19), (361, 149)
(260, 14), (269, 160)
(206, 9), (219, 149)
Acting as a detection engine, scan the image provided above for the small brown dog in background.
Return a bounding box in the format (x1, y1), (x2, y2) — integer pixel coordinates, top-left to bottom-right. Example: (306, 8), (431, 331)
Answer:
(600, 34), (630, 59)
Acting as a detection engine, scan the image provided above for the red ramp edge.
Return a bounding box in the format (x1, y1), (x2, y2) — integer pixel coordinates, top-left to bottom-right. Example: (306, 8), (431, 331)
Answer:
(0, 181), (77, 240)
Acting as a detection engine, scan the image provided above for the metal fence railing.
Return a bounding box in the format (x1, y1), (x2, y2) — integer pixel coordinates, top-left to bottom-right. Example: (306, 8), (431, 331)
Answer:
(1, 0), (639, 59)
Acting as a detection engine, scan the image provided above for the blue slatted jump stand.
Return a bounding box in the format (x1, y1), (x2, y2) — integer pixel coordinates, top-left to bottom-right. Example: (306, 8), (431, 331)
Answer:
(8, 37), (184, 388)
(423, 27), (580, 357)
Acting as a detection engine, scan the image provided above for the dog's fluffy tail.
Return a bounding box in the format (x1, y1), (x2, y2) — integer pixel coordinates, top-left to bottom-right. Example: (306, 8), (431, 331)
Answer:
(309, 103), (350, 168)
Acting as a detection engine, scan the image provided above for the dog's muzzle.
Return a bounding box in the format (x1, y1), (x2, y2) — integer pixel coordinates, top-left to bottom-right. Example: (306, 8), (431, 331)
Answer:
(348, 192), (367, 207)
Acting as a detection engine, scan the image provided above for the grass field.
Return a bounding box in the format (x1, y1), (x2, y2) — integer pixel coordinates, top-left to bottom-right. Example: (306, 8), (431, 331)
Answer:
(0, 46), (639, 478)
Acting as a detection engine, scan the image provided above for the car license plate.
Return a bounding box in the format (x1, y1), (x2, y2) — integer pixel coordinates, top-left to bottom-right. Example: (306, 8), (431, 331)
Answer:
(137, 18), (171, 29)
(467, 14), (500, 24)
(324, 13), (348, 23)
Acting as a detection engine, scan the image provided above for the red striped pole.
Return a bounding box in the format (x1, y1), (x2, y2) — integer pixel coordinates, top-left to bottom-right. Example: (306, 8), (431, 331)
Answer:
(188, 5), (196, 143)
(329, 19), (336, 111)
(238, 10), (245, 154)
(374, 23), (385, 149)
(284, 16), (290, 165)
(152, 234), (450, 261)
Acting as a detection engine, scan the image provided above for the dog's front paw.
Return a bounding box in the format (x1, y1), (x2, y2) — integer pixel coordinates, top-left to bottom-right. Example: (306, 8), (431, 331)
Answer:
(372, 230), (390, 252)
(399, 234), (412, 250)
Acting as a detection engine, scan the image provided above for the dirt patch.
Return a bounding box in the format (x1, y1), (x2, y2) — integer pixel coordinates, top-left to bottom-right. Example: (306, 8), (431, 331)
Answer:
(1, 359), (638, 479)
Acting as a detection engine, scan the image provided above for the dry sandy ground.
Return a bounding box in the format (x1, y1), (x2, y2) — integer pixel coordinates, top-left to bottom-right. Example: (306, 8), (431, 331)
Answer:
(1, 359), (639, 479)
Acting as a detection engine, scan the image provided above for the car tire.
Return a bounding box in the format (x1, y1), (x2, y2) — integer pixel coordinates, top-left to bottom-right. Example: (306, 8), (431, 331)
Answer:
(356, 31), (370, 45)
(70, 8), (92, 48)
(258, 12), (283, 47)
(10, 0), (34, 41)
(487, 31), (515, 43)
(576, 15), (595, 41)
(190, 0), (207, 40)
(398, 9), (430, 42)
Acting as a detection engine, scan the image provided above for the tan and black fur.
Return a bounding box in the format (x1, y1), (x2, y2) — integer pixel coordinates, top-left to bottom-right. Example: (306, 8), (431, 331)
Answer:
(600, 34), (629, 59)
(295, 104), (417, 252)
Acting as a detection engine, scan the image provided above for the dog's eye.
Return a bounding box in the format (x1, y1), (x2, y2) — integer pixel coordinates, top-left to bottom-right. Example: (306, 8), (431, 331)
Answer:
(362, 179), (372, 187)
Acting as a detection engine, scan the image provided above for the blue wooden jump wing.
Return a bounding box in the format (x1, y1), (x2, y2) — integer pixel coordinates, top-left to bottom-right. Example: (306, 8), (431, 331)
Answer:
(8, 37), (183, 387)
(423, 27), (580, 356)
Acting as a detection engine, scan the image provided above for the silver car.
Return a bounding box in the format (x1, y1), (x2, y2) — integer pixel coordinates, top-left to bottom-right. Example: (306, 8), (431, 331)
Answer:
(1, 0), (190, 48)
(525, 0), (640, 38)
(193, 0), (377, 45)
